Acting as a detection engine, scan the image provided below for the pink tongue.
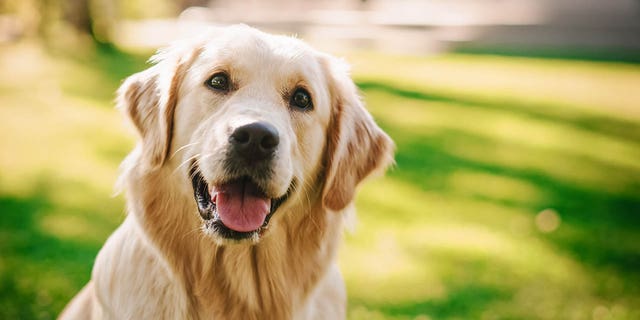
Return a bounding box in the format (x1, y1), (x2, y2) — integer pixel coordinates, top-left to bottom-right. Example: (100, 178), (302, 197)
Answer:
(214, 181), (271, 232)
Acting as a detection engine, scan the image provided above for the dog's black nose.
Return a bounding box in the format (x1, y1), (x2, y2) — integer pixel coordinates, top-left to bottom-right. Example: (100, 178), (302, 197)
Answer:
(229, 122), (280, 162)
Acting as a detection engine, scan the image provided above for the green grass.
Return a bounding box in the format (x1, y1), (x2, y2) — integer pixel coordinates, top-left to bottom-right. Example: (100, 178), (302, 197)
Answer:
(1, 42), (639, 319)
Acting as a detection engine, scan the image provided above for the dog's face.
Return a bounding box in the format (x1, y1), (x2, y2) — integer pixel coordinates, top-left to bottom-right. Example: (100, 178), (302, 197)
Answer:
(118, 25), (394, 244)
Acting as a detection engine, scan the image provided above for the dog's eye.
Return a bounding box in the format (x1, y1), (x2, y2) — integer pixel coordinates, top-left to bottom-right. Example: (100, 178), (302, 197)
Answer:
(291, 88), (312, 111)
(206, 73), (230, 91)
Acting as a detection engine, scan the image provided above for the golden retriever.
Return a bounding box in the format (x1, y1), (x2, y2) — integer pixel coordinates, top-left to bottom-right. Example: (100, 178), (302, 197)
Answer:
(59, 24), (394, 320)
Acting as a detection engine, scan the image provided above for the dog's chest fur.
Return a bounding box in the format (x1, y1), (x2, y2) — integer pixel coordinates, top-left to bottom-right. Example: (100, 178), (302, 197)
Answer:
(93, 168), (345, 319)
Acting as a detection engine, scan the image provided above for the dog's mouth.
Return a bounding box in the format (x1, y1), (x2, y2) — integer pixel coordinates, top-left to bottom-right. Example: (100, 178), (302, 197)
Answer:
(190, 165), (290, 240)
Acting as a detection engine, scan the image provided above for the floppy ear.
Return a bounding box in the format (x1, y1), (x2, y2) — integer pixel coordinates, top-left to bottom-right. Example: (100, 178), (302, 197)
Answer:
(322, 58), (395, 211)
(117, 47), (195, 170)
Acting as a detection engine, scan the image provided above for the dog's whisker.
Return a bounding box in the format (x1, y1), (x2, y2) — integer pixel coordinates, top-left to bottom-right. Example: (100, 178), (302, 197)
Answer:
(183, 153), (216, 179)
(183, 225), (205, 241)
(188, 161), (203, 180)
(170, 142), (201, 159)
(173, 153), (201, 176)
(198, 153), (216, 161)
(188, 160), (210, 183)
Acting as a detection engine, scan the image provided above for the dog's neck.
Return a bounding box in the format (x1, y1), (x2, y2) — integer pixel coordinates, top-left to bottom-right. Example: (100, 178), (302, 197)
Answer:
(126, 165), (343, 319)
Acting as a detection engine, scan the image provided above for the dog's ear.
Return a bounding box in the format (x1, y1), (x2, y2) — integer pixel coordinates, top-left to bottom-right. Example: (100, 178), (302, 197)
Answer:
(117, 46), (196, 170)
(321, 57), (395, 211)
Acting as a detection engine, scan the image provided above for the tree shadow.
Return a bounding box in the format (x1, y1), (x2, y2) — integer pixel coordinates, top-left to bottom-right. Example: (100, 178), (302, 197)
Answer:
(357, 81), (640, 317)
(453, 45), (640, 64)
(358, 81), (640, 144)
(53, 43), (151, 103)
(375, 284), (508, 319)
(388, 127), (640, 269)
(0, 177), (119, 319)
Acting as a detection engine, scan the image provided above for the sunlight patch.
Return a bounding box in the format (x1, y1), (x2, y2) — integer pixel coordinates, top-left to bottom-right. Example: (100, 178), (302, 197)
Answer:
(38, 212), (109, 244)
(447, 170), (546, 205)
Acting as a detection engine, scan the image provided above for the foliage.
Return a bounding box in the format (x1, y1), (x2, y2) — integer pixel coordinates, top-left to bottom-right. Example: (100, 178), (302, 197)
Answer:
(0, 0), (181, 43)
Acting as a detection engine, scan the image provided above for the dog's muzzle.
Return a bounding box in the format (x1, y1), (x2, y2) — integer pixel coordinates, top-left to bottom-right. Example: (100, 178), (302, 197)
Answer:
(189, 121), (292, 241)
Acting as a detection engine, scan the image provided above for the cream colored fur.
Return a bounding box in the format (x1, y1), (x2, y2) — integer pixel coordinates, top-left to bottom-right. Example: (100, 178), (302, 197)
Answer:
(59, 25), (394, 320)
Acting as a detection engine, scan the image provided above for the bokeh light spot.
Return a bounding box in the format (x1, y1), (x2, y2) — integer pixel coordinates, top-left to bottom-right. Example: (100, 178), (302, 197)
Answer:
(535, 208), (561, 233)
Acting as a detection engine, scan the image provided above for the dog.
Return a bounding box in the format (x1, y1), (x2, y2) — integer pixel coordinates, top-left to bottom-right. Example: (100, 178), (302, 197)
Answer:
(59, 24), (394, 320)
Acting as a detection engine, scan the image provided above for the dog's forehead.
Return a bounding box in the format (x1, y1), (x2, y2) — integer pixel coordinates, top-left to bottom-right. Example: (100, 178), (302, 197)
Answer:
(195, 27), (322, 78)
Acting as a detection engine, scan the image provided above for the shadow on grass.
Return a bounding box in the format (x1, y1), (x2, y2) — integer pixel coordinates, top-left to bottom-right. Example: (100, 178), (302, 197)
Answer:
(378, 284), (508, 318)
(454, 45), (640, 64)
(87, 43), (152, 85)
(390, 127), (640, 267)
(55, 43), (151, 103)
(0, 177), (119, 319)
(357, 81), (640, 317)
(358, 81), (640, 144)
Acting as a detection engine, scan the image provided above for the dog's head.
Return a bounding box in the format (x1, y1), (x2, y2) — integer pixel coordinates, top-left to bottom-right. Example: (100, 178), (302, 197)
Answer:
(118, 25), (394, 244)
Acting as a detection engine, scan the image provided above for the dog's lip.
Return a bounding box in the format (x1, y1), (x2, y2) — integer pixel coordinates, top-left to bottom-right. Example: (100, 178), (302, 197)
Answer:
(189, 164), (291, 239)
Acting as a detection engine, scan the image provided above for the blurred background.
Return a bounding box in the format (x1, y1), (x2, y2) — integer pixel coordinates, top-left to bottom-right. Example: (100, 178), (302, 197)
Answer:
(1, 0), (639, 319)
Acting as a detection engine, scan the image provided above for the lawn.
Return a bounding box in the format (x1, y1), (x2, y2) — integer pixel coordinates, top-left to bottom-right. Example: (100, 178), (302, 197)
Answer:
(1, 41), (639, 319)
